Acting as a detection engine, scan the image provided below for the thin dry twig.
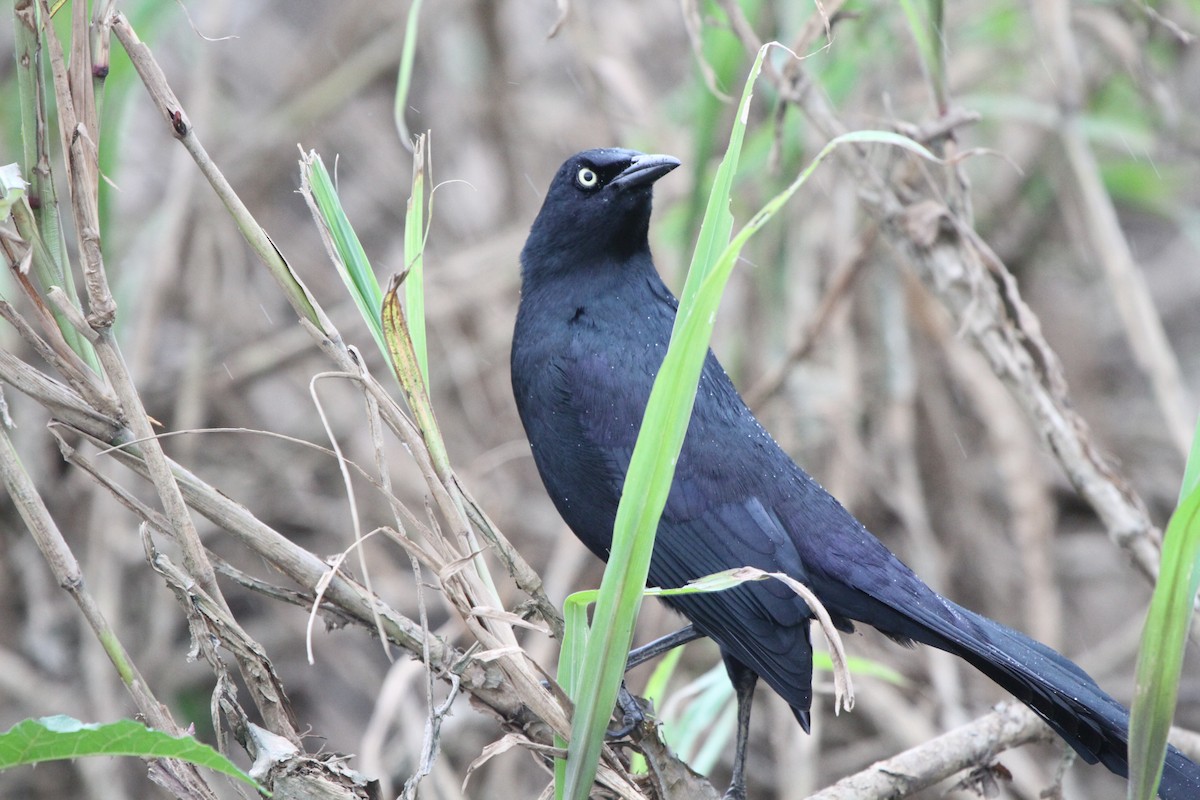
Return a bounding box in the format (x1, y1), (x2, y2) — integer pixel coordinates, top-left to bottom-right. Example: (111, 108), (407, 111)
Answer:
(144, 531), (301, 741)
(33, 0), (317, 756)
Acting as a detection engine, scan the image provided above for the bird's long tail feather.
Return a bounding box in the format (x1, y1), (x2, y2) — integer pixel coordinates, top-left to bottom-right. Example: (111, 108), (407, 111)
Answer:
(911, 597), (1198, 799)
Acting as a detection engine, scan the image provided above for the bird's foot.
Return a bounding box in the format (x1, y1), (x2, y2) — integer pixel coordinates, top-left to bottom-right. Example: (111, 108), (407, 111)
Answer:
(606, 683), (649, 738)
(722, 785), (746, 800)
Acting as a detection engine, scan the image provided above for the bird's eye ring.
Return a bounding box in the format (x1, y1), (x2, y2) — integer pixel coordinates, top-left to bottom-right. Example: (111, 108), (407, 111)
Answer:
(576, 167), (599, 189)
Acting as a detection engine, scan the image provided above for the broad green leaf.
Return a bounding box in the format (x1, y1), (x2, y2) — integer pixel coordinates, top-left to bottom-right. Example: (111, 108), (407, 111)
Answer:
(0, 716), (261, 790)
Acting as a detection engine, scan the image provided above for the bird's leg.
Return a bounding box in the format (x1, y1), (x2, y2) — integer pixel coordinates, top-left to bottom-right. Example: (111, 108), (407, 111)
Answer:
(608, 625), (705, 738)
(626, 624), (703, 671)
(723, 657), (758, 800)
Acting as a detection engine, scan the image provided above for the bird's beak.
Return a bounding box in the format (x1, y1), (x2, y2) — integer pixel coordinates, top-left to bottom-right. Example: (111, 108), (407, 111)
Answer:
(611, 153), (681, 189)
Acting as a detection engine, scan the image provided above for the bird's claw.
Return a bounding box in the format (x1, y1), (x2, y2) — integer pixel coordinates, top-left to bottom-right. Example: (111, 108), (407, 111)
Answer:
(606, 683), (649, 739)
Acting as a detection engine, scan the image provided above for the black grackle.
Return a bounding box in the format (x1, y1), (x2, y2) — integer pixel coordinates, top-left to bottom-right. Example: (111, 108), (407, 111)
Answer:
(510, 147), (1199, 799)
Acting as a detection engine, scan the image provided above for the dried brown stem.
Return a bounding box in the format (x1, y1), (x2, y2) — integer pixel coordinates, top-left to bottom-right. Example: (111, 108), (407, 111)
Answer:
(806, 703), (1056, 800)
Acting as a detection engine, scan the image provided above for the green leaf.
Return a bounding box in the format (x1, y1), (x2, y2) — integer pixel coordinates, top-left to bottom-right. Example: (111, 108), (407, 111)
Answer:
(1128, 418), (1200, 800)
(0, 716), (262, 790)
(1180, 418), (1200, 504)
(1, 163), (100, 371)
(393, 0), (424, 145)
(403, 135), (430, 386)
(657, 650), (904, 774)
(896, 0), (945, 106)
(667, 662), (737, 773)
(300, 152), (387, 360)
(555, 590), (597, 795)
(302, 145), (434, 388)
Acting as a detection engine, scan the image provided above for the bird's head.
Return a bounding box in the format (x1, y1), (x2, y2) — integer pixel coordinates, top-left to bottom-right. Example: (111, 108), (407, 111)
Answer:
(521, 148), (680, 281)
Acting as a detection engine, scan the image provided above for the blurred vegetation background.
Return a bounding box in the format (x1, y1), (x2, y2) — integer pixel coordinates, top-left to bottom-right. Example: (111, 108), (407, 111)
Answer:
(2, 1), (1199, 798)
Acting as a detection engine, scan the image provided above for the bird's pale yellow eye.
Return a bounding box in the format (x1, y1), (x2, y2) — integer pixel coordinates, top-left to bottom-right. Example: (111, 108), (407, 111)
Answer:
(576, 167), (598, 189)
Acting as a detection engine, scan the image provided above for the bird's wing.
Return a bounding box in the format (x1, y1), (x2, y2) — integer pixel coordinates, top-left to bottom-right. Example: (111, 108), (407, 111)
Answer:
(653, 496), (820, 720)
(561, 341), (824, 717)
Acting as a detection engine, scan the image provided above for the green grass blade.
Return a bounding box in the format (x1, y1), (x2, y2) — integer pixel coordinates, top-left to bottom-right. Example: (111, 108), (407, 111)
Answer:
(557, 589), (600, 697)
(675, 665), (737, 772)
(404, 134), (429, 385)
(394, 0), (428, 383)
(393, 0), (424, 146)
(10, 1), (100, 371)
(1128, 418), (1200, 800)
(3, 170), (100, 370)
(897, 0), (946, 108)
(676, 46), (766, 311)
(554, 590), (597, 799)
(300, 151), (387, 360)
(1178, 416), (1200, 504)
(13, 1), (72, 287)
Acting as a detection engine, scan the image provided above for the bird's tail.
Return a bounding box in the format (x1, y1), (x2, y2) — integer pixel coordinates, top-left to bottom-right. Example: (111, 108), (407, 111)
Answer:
(907, 596), (1199, 799)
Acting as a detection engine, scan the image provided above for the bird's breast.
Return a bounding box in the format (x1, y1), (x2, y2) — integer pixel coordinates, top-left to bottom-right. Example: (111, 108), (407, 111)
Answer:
(512, 289), (674, 557)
